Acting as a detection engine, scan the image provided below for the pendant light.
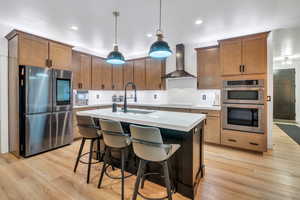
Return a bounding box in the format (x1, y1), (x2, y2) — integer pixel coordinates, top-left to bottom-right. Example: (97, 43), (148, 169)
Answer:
(106, 11), (125, 65)
(149, 0), (172, 59)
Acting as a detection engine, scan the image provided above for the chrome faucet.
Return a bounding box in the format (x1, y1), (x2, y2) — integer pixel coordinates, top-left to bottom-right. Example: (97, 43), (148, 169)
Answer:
(123, 82), (137, 113)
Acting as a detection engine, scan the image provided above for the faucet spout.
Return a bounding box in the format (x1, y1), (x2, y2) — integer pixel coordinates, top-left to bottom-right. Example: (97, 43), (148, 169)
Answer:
(124, 82), (137, 113)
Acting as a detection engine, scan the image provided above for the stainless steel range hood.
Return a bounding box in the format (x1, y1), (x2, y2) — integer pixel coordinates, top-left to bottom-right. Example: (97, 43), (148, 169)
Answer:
(164, 44), (196, 79)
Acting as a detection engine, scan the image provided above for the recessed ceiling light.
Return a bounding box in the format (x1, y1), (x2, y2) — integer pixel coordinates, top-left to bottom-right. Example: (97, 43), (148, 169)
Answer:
(195, 20), (203, 25)
(70, 26), (78, 31)
(146, 33), (153, 38)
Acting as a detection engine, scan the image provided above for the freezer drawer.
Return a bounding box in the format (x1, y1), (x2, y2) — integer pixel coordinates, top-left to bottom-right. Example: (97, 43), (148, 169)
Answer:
(24, 113), (53, 157)
(52, 111), (73, 147)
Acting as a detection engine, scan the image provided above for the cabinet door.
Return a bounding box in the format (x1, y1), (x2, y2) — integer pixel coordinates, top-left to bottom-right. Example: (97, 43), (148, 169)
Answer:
(220, 39), (242, 76)
(204, 116), (220, 144)
(101, 62), (113, 90)
(146, 58), (164, 90)
(19, 34), (49, 67)
(133, 59), (146, 90)
(123, 61), (134, 89)
(49, 42), (72, 70)
(80, 54), (92, 90)
(72, 51), (81, 89)
(112, 65), (124, 90)
(197, 47), (221, 89)
(91, 57), (103, 90)
(242, 35), (267, 75)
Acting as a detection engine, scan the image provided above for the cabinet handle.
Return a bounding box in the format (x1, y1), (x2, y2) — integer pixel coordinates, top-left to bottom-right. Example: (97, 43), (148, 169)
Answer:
(50, 60), (53, 67)
(78, 83), (81, 89)
(239, 65), (242, 72)
(242, 65), (245, 72)
(249, 142), (259, 146)
(101, 84), (104, 89)
(159, 83), (162, 89)
(228, 139), (237, 143)
(112, 85), (115, 89)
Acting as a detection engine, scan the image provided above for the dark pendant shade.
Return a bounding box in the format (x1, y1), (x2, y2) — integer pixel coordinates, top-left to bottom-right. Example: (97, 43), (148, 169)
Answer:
(106, 50), (125, 65)
(149, 40), (172, 59)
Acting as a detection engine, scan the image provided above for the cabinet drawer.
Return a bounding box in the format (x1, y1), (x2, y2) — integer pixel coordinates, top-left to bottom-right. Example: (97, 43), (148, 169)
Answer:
(221, 129), (266, 152)
(160, 107), (191, 113)
(190, 109), (220, 117)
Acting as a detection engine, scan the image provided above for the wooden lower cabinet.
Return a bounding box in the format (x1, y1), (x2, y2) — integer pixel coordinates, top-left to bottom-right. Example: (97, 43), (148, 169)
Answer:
(204, 116), (220, 144)
(221, 129), (266, 152)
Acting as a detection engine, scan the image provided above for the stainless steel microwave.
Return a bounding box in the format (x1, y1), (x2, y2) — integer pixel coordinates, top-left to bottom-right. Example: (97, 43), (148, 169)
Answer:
(222, 80), (264, 104)
(222, 103), (265, 133)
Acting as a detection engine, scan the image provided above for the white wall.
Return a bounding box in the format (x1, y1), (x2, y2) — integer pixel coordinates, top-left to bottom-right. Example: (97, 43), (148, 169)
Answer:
(0, 24), (11, 153)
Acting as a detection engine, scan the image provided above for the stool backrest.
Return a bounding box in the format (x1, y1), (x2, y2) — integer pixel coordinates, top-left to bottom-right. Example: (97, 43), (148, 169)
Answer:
(130, 125), (169, 162)
(100, 119), (130, 148)
(77, 115), (99, 139)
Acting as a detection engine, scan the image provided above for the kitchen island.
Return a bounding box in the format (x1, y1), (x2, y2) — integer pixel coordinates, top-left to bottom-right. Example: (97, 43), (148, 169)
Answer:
(77, 108), (206, 199)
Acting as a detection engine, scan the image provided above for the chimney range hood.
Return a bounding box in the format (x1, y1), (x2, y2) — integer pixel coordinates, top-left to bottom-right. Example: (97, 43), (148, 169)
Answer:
(163, 44), (196, 79)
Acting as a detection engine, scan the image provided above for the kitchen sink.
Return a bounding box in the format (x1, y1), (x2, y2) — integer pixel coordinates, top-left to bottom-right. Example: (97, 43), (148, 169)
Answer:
(121, 109), (154, 114)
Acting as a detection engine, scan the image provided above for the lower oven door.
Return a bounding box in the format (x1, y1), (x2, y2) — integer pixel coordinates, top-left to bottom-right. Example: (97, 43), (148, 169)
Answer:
(222, 104), (265, 133)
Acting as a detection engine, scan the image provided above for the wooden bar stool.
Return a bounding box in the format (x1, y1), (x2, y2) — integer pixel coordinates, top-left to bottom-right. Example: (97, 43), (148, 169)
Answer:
(130, 125), (181, 200)
(74, 115), (102, 184)
(97, 119), (132, 200)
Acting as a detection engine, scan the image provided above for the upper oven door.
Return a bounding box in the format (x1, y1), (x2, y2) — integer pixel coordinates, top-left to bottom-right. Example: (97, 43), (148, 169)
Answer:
(222, 104), (265, 133)
(53, 69), (73, 112)
(222, 87), (264, 104)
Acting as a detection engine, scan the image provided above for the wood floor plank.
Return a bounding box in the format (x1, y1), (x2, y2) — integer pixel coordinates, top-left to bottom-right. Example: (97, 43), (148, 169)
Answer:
(0, 124), (299, 200)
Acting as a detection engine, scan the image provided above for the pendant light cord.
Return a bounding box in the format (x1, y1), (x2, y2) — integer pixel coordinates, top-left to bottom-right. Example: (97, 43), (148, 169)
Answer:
(158, 0), (162, 32)
(113, 11), (119, 46)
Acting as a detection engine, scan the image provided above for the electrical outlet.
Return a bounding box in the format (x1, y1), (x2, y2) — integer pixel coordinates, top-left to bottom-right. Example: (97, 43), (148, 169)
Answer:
(202, 94), (206, 100)
(96, 94), (100, 99)
(154, 94), (158, 99)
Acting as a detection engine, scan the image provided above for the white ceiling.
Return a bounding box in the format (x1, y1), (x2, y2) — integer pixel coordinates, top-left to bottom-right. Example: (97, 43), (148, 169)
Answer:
(1, 0), (300, 58)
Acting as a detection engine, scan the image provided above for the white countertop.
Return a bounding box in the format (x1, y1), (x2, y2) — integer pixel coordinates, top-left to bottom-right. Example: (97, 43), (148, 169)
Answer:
(74, 102), (221, 111)
(77, 108), (206, 132)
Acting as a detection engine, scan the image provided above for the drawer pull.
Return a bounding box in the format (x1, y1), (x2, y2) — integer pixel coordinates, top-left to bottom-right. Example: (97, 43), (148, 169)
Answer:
(228, 139), (237, 143)
(249, 142), (259, 146)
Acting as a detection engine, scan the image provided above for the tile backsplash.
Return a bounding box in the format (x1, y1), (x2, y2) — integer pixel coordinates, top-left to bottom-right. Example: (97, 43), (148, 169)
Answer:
(75, 89), (220, 106)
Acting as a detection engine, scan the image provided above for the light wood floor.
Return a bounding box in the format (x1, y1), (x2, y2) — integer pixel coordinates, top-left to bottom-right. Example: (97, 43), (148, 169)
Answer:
(0, 124), (300, 200)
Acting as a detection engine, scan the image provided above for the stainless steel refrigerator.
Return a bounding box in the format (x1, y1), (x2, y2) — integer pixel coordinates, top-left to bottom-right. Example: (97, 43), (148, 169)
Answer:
(19, 65), (73, 157)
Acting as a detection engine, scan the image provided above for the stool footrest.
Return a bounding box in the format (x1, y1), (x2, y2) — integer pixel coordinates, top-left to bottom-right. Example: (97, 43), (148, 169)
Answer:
(104, 165), (134, 179)
(78, 151), (102, 165)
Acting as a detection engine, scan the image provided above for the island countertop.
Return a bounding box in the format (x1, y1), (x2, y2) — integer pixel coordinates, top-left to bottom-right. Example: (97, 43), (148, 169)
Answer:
(76, 108), (206, 132)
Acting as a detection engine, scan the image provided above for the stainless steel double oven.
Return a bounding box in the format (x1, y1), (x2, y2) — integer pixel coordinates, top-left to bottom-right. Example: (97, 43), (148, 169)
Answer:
(222, 80), (265, 133)
(19, 65), (73, 157)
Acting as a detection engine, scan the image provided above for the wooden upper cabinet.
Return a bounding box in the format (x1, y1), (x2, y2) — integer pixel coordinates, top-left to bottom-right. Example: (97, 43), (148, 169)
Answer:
(91, 57), (112, 90)
(72, 51), (92, 90)
(146, 58), (164, 90)
(18, 34), (49, 67)
(101, 62), (113, 90)
(133, 59), (146, 90)
(80, 54), (92, 90)
(49, 42), (72, 70)
(91, 57), (104, 90)
(72, 51), (81, 89)
(242, 34), (267, 75)
(112, 65), (124, 90)
(220, 39), (242, 76)
(197, 46), (221, 89)
(220, 32), (269, 76)
(123, 61), (134, 89)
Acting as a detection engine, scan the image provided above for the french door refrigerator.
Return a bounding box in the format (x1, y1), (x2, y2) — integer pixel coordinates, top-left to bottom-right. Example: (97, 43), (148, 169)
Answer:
(19, 65), (73, 157)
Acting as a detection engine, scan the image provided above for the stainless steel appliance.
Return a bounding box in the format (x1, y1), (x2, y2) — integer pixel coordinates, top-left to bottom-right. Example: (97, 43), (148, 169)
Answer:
(222, 104), (265, 133)
(75, 90), (89, 106)
(222, 80), (264, 104)
(222, 80), (265, 133)
(19, 65), (73, 157)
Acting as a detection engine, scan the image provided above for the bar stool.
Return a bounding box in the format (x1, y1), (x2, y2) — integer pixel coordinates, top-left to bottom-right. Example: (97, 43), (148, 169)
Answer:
(130, 125), (181, 200)
(74, 115), (102, 184)
(98, 119), (132, 200)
